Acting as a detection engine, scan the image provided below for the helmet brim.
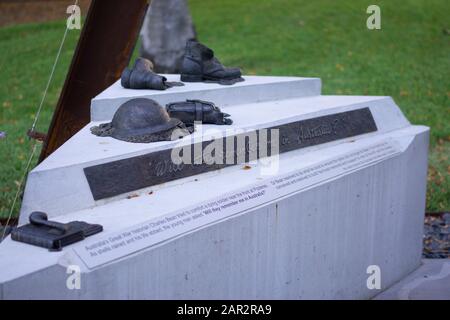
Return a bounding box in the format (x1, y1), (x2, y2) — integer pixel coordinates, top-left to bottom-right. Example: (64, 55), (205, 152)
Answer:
(110, 118), (185, 143)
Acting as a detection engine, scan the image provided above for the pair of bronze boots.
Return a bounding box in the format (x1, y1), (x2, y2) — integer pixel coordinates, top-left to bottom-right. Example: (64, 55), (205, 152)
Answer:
(122, 40), (244, 89)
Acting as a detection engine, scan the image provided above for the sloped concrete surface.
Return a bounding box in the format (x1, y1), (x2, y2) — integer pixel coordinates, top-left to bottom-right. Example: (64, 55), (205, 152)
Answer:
(374, 259), (450, 300)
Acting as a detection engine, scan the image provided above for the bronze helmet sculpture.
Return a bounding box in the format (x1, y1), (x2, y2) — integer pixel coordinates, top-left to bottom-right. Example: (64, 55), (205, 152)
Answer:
(91, 98), (193, 143)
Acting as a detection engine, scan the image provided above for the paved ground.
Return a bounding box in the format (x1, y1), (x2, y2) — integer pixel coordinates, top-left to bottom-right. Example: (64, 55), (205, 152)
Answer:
(374, 259), (450, 300)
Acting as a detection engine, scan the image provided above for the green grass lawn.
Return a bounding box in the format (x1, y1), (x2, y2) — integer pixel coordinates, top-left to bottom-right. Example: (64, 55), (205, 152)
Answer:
(0, 0), (448, 219)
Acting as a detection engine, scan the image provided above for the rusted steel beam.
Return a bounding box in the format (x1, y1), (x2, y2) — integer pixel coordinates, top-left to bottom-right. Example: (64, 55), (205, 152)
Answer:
(39, 0), (149, 162)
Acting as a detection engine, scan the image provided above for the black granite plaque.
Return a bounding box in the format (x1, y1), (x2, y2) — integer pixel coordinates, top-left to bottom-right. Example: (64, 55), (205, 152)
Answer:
(84, 108), (377, 200)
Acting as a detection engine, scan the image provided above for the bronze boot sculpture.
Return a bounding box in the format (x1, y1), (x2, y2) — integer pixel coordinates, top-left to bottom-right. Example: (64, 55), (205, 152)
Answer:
(121, 58), (184, 90)
(180, 40), (244, 85)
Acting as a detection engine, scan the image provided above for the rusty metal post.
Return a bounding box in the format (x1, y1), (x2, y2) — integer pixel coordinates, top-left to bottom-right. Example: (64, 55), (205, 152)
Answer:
(39, 0), (149, 162)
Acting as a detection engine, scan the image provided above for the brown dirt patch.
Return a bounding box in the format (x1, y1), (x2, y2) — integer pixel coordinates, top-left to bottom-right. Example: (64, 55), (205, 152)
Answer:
(0, 0), (91, 27)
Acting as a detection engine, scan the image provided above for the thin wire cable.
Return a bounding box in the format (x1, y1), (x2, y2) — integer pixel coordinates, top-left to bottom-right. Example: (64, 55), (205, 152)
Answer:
(1, 143), (38, 240)
(2, 0), (79, 239)
(31, 0), (79, 132)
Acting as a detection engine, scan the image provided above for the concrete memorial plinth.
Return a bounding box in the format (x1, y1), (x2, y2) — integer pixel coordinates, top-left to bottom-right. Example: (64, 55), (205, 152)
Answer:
(0, 76), (429, 299)
(90, 75), (322, 121)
